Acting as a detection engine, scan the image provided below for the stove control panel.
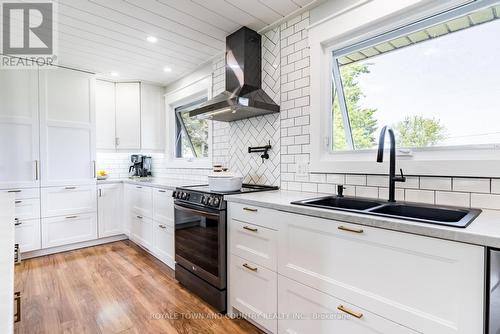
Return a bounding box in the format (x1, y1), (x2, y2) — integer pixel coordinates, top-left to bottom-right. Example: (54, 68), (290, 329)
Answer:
(173, 190), (224, 210)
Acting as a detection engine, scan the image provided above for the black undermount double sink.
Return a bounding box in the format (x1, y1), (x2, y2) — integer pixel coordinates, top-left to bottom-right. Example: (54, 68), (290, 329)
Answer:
(291, 196), (482, 228)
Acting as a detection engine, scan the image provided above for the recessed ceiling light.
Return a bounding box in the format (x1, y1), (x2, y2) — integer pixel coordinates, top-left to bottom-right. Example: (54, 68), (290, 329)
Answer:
(147, 36), (158, 43)
(163, 67), (172, 73)
(110, 72), (119, 77)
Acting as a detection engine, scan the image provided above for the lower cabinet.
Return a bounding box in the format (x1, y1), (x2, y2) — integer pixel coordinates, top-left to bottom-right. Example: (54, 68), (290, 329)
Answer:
(230, 254), (277, 333)
(97, 184), (122, 238)
(15, 219), (41, 252)
(42, 212), (97, 248)
(130, 214), (153, 250)
(152, 222), (174, 268)
(278, 275), (418, 334)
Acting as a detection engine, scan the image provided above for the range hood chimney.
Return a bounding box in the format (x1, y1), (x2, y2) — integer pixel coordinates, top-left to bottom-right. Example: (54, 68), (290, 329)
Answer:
(189, 27), (280, 122)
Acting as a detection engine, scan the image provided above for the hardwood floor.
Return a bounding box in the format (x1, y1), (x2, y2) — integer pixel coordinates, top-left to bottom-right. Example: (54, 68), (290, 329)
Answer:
(14, 241), (263, 334)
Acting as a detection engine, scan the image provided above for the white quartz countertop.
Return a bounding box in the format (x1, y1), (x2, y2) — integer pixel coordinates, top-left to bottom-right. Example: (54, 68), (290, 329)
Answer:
(97, 177), (205, 190)
(0, 193), (15, 334)
(225, 189), (500, 248)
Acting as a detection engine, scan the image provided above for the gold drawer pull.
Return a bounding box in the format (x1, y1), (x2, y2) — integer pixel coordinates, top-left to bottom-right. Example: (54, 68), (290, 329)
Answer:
(338, 226), (364, 234)
(158, 190), (166, 193)
(137, 215), (143, 219)
(243, 207), (258, 212)
(337, 305), (363, 319)
(242, 263), (258, 272)
(243, 226), (258, 232)
(15, 200), (22, 204)
(66, 215), (78, 219)
(8, 190), (22, 193)
(14, 291), (21, 323)
(65, 186), (77, 190)
(158, 224), (166, 229)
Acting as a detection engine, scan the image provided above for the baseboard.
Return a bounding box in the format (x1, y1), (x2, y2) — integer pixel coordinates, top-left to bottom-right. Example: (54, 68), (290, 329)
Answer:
(21, 235), (128, 259)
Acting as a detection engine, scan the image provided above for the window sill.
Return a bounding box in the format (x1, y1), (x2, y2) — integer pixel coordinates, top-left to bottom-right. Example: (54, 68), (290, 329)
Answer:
(166, 158), (212, 169)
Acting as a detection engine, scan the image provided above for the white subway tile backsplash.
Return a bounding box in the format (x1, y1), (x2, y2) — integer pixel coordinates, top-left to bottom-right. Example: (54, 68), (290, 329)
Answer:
(435, 191), (470, 207)
(420, 177), (452, 191)
(378, 188), (405, 201)
(326, 174), (345, 184)
(302, 183), (318, 193)
(453, 178), (490, 193)
(318, 183), (336, 194)
(355, 186), (379, 199)
(471, 193), (500, 210)
(405, 189), (435, 204)
(492, 179), (500, 194)
(309, 173), (326, 183)
(366, 175), (389, 187)
(396, 176), (419, 189)
(345, 175), (366, 186)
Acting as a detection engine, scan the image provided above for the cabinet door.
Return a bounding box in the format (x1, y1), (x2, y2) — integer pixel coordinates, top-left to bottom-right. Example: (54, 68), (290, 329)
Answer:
(95, 80), (116, 150)
(278, 275), (418, 334)
(0, 69), (40, 189)
(141, 83), (164, 150)
(14, 198), (40, 220)
(15, 219), (41, 253)
(130, 185), (153, 218)
(152, 188), (173, 225)
(152, 223), (174, 268)
(98, 184), (122, 238)
(39, 67), (96, 186)
(42, 212), (97, 248)
(41, 185), (97, 218)
(115, 83), (140, 150)
(130, 214), (152, 250)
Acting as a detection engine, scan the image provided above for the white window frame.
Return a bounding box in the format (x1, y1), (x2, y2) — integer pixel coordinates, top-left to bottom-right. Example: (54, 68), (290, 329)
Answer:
(309, 0), (500, 177)
(164, 75), (213, 168)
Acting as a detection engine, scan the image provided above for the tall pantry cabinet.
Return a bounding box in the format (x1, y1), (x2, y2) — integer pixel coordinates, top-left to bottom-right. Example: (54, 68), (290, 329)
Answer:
(0, 65), (98, 253)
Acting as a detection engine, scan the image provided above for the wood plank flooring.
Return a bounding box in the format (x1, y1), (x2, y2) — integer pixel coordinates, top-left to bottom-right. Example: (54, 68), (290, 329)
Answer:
(14, 241), (263, 334)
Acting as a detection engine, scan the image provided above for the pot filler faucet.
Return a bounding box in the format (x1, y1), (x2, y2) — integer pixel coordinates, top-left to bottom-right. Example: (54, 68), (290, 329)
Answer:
(377, 126), (406, 202)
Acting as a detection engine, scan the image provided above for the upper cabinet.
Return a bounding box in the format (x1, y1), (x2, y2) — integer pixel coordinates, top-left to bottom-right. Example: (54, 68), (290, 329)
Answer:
(39, 67), (96, 186)
(96, 81), (165, 152)
(0, 70), (40, 189)
(141, 83), (165, 151)
(115, 82), (141, 150)
(95, 80), (116, 150)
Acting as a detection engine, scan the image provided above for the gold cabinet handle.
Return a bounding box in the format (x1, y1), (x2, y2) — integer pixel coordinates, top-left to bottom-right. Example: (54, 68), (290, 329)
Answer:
(65, 215), (78, 219)
(15, 200), (22, 204)
(243, 226), (258, 232)
(14, 291), (21, 323)
(64, 186), (77, 190)
(158, 190), (166, 193)
(243, 207), (258, 212)
(158, 224), (166, 229)
(8, 190), (22, 193)
(337, 305), (363, 319)
(242, 263), (258, 272)
(137, 215), (143, 219)
(338, 226), (364, 234)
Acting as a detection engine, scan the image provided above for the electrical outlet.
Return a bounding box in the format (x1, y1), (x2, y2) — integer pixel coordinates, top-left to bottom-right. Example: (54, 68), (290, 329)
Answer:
(296, 161), (309, 177)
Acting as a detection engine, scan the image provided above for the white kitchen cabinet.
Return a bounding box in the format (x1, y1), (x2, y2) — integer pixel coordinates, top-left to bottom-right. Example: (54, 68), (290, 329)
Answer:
(15, 219), (41, 253)
(277, 212), (484, 334)
(130, 214), (153, 250)
(278, 275), (418, 334)
(129, 185), (153, 218)
(152, 223), (175, 268)
(95, 80), (116, 150)
(141, 83), (164, 151)
(0, 69), (40, 189)
(41, 185), (97, 218)
(115, 82), (141, 150)
(39, 67), (96, 186)
(14, 198), (40, 221)
(98, 183), (122, 238)
(230, 254), (277, 333)
(152, 188), (173, 225)
(42, 212), (97, 248)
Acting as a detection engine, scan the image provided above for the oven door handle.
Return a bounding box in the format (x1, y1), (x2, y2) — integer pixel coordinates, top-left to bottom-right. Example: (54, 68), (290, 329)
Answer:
(174, 204), (220, 219)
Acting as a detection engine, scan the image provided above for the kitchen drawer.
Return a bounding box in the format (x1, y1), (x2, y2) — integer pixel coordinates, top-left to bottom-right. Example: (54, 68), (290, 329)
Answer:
(14, 198), (40, 220)
(230, 219), (277, 270)
(2, 188), (39, 200)
(278, 275), (418, 334)
(278, 212), (484, 334)
(229, 202), (279, 230)
(15, 218), (41, 252)
(153, 188), (173, 225)
(42, 212), (97, 248)
(130, 213), (153, 250)
(230, 255), (277, 333)
(41, 185), (97, 217)
(152, 222), (174, 268)
(129, 185), (153, 218)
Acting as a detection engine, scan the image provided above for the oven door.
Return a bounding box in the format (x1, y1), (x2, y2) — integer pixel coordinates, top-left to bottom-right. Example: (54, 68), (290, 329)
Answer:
(174, 202), (226, 289)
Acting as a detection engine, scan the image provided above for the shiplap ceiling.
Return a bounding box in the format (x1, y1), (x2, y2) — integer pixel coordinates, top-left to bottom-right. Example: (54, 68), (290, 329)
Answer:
(50, 0), (320, 85)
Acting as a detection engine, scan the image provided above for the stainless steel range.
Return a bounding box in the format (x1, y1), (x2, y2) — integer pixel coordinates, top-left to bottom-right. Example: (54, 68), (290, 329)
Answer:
(173, 184), (278, 312)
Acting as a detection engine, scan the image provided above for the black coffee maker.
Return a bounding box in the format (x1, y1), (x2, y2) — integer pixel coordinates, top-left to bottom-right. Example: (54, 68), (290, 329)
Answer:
(129, 154), (152, 177)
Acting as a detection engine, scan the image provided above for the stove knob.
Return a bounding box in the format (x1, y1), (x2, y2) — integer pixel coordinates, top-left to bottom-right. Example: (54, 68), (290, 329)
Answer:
(172, 191), (176, 198)
(201, 196), (207, 205)
(213, 197), (220, 207)
(176, 191), (182, 199)
(181, 192), (188, 200)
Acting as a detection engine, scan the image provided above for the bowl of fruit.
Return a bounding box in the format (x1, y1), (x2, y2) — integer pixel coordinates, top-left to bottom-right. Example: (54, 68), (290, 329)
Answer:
(97, 170), (109, 180)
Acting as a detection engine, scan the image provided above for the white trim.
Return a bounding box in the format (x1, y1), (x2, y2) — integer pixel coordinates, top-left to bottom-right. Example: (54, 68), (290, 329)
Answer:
(164, 75), (213, 169)
(309, 0), (500, 177)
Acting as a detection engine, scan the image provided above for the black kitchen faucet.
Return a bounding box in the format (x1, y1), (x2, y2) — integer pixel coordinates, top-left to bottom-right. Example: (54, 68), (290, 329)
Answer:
(377, 126), (406, 202)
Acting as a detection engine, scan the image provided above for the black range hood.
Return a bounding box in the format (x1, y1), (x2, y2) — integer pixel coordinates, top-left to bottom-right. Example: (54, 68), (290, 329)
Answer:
(189, 27), (280, 122)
